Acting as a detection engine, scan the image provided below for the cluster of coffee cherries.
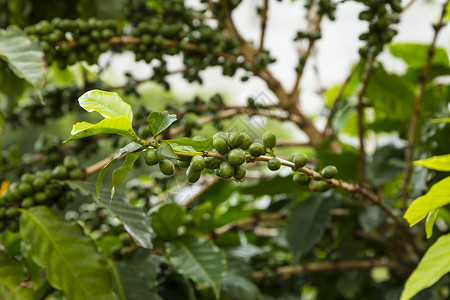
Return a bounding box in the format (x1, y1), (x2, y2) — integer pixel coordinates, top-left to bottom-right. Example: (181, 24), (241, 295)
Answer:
(111, 232), (136, 259)
(25, 18), (119, 68)
(358, 0), (401, 58)
(0, 156), (82, 232)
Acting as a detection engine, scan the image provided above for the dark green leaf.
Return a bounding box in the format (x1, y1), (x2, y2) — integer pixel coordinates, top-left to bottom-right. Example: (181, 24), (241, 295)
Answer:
(367, 144), (405, 186)
(165, 236), (227, 299)
(111, 152), (143, 200)
(222, 273), (263, 300)
(150, 203), (186, 240)
(0, 250), (34, 300)
(148, 111), (177, 136)
(112, 262), (161, 300)
(0, 26), (46, 90)
(20, 206), (116, 300)
(166, 137), (214, 151)
(157, 140), (177, 159)
(286, 196), (335, 261)
(358, 206), (386, 231)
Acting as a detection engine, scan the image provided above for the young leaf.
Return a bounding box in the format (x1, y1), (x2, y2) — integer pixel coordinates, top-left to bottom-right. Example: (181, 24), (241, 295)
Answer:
(286, 196), (335, 261)
(166, 137), (214, 151)
(400, 233), (450, 300)
(78, 90), (133, 121)
(0, 26), (46, 90)
(0, 250), (34, 300)
(404, 177), (450, 227)
(389, 43), (449, 69)
(95, 142), (143, 199)
(20, 206), (117, 300)
(425, 209), (439, 239)
(111, 152), (143, 200)
(414, 154), (450, 171)
(65, 116), (140, 143)
(150, 203), (186, 240)
(165, 236), (227, 299)
(148, 111), (177, 136)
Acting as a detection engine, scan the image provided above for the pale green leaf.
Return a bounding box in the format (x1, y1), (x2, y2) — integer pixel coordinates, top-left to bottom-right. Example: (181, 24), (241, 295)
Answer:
(414, 154), (450, 171)
(404, 177), (450, 227)
(400, 233), (450, 300)
(389, 43), (449, 68)
(0, 250), (34, 300)
(425, 209), (439, 239)
(95, 142), (143, 199)
(286, 196), (334, 261)
(150, 203), (186, 240)
(165, 236), (227, 299)
(157, 140), (177, 159)
(20, 206), (117, 300)
(78, 90), (133, 121)
(148, 111), (177, 136)
(0, 26), (46, 90)
(166, 137), (214, 151)
(65, 115), (140, 143)
(111, 152), (143, 200)
(431, 118), (450, 123)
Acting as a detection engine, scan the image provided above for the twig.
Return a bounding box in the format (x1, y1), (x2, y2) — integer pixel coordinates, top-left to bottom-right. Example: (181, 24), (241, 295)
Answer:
(401, 0), (449, 209)
(258, 0), (269, 52)
(356, 54), (374, 186)
(252, 259), (406, 280)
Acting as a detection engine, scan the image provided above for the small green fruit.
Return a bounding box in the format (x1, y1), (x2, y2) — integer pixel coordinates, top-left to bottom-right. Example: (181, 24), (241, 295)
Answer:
(310, 180), (329, 192)
(228, 149), (246, 166)
(293, 153), (308, 169)
(233, 165), (246, 180)
(321, 165), (338, 179)
(293, 172), (310, 185)
(186, 165), (201, 183)
(262, 131), (276, 148)
(34, 192), (48, 204)
(159, 160), (175, 176)
(267, 158), (281, 171)
(204, 157), (221, 169)
(69, 168), (82, 180)
(63, 156), (79, 169)
(52, 165), (68, 179)
(32, 177), (47, 190)
(240, 133), (252, 150)
(21, 173), (35, 184)
(213, 132), (229, 143)
(5, 206), (19, 218)
(219, 161), (234, 178)
(249, 143), (265, 157)
(120, 232), (133, 246)
(18, 183), (33, 196)
(145, 149), (161, 166)
(191, 155), (205, 171)
(21, 197), (35, 208)
(213, 138), (229, 155)
(228, 132), (244, 149)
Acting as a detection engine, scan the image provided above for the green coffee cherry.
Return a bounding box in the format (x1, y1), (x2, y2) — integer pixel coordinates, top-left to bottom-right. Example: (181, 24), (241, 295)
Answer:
(32, 177), (47, 190)
(191, 155), (205, 171)
(249, 143), (265, 157)
(321, 165), (338, 179)
(204, 157), (221, 169)
(21, 197), (35, 208)
(228, 132), (244, 149)
(233, 165), (246, 180)
(186, 165), (201, 183)
(179, 160), (191, 168)
(5, 207), (19, 218)
(8, 220), (19, 233)
(52, 165), (68, 179)
(267, 158), (281, 171)
(145, 149), (161, 166)
(34, 192), (48, 204)
(69, 168), (82, 179)
(63, 156), (79, 169)
(21, 173), (35, 184)
(219, 161), (234, 178)
(159, 159), (175, 176)
(18, 183), (33, 196)
(213, 138), (229, 155)
(213, 132), (229, 143)
(293, 172), (310, 185)
(240, 133), (252, 150)
(228, 149), (246, 166)
(120, 232), (133, 246)
(262, 131), (276, 148)
(293, 153), (308, 169)
(310, 180), (329, 192)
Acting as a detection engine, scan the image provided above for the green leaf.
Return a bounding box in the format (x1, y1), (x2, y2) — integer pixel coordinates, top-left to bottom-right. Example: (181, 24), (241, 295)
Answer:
(414, 154), (450, 171)
(400, 233), (450, 300)
(367, 144), (405, 186)
(20, 206), (116, 300)
(148, 111), (177, 136)
(166, 137), (214, 152)
(78, 90), (133, 121)
(95, 142), (143, 199)
(222, 273), (263, 300)
(0, 26), (46, 90)
(150, 203), (186, 240)
(390, 43), (449, 69)
(112, 262), (161, 300)
(165, 236), (227, 299)
(157, 140), (177, 159)
(0, 250), (34, 300)
(425, 209), (439, 239)
(404, 177), (450, 227)
(286, 196), (335, 261)
(111, 152), (143, 200)
(0, 110), (4, 134)
(432, 118), (450, 123)
(65, 116), (140, 143)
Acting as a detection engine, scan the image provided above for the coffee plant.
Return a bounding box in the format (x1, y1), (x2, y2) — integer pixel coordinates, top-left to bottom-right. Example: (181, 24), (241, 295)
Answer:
(0, 0), (450, 299)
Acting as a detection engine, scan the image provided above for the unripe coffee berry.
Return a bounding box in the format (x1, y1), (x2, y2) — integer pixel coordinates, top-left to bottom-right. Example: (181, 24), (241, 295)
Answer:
(213, 138), (229, 155)
(145, 149), (161, 166)
(262, 131), (276, 148)
(159, 159), (175, 176)
(267, 158), (281, 171)
(293, 172), (310, 185)
(228, 149), (246, 166)
(249, 143), (265, 157)
(233, 165), (246, 180)
(219, 161), (234, 178)
(321, 165), (338, 179)
(191, 155), (205, 171)
(293, 153), (308, 169)
(228, 132), (244, 149)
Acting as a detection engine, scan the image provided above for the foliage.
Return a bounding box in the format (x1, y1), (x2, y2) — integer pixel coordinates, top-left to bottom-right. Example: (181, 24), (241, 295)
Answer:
(0, 0), (450, 299)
